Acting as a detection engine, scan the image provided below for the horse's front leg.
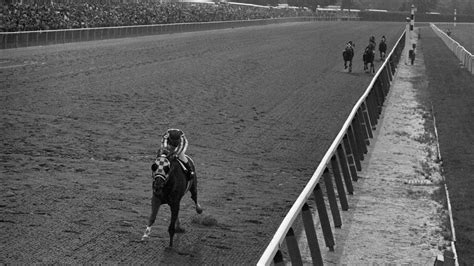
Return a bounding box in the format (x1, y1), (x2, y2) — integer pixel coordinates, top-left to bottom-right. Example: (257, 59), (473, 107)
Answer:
(175, 217), (185, 233)
(190, 178), (203, 214)
(168, 201), (180, 247)
(142, 194), (161, 240)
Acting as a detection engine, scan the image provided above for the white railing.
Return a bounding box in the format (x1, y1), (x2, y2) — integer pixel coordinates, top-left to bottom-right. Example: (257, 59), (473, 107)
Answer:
(0, 15), (359, 49)
(431, 23), (474, 75)
(257, 30), (406, 265)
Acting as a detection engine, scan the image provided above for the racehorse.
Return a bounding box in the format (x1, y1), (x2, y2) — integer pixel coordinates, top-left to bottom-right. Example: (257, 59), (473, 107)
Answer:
(379, 40), (387, 61)
(342, 43), (354, 73)
(363, 46), (375, 74)
(142, 153), (203, 247)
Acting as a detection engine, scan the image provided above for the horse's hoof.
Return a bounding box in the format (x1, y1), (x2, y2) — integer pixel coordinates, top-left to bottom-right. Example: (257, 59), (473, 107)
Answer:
(196, 206), (203, 214)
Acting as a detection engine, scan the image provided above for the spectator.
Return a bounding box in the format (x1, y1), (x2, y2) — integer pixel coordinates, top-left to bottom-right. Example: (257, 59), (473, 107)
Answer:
(1, 1), (316, 32)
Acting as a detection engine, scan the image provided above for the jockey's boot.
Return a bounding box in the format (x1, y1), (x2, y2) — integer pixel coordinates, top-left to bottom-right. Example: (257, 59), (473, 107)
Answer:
(183, 161), (196, 181)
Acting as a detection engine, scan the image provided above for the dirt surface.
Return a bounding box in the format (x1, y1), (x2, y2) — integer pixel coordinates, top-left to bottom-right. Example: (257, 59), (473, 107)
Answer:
(419, 26), (474, 265)
(0, 21), (405, 264)
(2, 21), (441, 264)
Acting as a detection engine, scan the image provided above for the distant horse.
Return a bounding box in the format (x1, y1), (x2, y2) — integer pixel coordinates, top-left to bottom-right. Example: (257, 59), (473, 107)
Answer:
(142, 153), (203, 247)
(363, 46), (375, 74)
(379, 40), (387, 61)
(342, 43), (354, 73)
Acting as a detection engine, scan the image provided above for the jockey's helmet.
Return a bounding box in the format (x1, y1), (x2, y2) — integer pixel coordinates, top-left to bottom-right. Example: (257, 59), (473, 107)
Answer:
(167, 129), (182, 147)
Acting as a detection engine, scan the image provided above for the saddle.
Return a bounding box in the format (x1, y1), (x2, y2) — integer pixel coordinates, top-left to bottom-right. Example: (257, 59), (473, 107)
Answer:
(175, 155), (195, 181)
(176, 158), (190, 174)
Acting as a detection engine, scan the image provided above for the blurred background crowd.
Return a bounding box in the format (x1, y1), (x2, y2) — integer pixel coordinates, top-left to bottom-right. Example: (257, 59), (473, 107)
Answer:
(1, 2), (314, 32)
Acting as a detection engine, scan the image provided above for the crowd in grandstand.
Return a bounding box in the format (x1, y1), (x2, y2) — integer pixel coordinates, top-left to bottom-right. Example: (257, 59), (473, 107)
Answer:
(1, 2), (315, 32)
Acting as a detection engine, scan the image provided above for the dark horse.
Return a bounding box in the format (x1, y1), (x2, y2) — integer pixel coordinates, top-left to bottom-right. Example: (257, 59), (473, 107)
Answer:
(379, 40), (387, 61)
(342, 43), (354, 73)
(363, 46), (375, 74)
(141, 153), (203, 247)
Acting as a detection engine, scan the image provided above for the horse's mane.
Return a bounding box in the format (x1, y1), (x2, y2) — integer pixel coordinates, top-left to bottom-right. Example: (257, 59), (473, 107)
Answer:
(166, 156), (180, 173)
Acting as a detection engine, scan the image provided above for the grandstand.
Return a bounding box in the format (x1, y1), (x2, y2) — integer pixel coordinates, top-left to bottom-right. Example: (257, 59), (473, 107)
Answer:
(1, 0), (317, 32)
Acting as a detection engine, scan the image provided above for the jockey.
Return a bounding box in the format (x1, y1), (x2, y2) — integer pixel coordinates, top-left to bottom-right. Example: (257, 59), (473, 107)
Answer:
(157, 128), (195, 180)
(343, 41), (355, 70)
(368, 36), (376, 51)
(379, 35), (387, 60)
(346, 41), (354, 50)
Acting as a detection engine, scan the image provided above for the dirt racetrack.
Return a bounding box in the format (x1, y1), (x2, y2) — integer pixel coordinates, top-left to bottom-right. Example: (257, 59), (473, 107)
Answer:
(1, 21), (404, 264)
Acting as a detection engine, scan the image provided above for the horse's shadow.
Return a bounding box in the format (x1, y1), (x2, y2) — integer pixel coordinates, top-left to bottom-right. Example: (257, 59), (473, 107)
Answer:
(160, 233), (204, 264)
(340, 70), (366, 77)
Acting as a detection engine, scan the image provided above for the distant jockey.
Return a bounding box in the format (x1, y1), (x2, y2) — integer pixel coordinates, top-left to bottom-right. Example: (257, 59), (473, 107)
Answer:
(343, 41), (355, 71)
(368, 36), (377, 51)
(346, 40), (355, 51)
(157, 128), (195, 180)
(379, 35), (387, 60)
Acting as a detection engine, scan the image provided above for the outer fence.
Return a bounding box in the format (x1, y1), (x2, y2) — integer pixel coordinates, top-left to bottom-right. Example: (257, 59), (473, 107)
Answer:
(257, 30), (406, 265)
(430, 23), (474, 75)
(0, 16), (358, 49)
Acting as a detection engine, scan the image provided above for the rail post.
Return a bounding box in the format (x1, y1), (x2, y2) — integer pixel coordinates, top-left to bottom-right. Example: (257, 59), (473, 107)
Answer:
(389, 58), (396, 75)
(385, 59), (392, 79)
(373, 79), (384, 116)
(361, 102), (373, 138)
(366, 92), (377, 128)
(347, 125), (362, 171)
(343, 134), (358, 181)
(323, 167), (342, 227)
(301, 203), (323, 265)
(373, 87), (382, 122)
(285, 227), (303, 265)
(357, 109), (370, 146)
(273, 250), (285, 265)
(386, 62), (393, 81)
(336, 144), (354, 193)
(313, 182), (335, 250)
(381, 69), (390, 96)
(352, 114), (367, 158)
(330, 156), (349, 211)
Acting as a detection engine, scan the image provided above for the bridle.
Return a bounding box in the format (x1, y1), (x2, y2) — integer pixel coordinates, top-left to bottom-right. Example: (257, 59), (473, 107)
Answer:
(152, 154), (171, 185)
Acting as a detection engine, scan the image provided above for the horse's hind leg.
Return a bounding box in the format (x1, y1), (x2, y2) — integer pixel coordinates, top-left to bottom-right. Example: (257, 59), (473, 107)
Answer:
(142, 194), (161, 240)
(190, 178), (203, 214)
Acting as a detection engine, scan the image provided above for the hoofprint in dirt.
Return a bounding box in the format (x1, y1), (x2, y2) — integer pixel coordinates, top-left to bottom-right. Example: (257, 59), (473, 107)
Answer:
(420, 26), (474, 265)
(1, 22), (405, 264)
(293, 34), (451, 265)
